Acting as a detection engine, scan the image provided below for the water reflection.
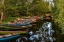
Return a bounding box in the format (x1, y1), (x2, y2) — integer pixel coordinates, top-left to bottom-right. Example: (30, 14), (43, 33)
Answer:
(21, 22), (56, 42)
(42, 22), (55, 42)
(16, 38), (21, 42)
(14, 19), (62, 42)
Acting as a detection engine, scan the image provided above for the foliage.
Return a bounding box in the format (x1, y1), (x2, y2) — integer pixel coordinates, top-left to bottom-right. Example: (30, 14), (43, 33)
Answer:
(2, 17), (17, 22)
(0, 0), (49, 17)
(53, 0), (64, 34)
(29, 0), (49, 16)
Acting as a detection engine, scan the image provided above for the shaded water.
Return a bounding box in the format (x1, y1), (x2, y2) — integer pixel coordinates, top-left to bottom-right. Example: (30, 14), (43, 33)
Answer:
(20, 20), (62, 42)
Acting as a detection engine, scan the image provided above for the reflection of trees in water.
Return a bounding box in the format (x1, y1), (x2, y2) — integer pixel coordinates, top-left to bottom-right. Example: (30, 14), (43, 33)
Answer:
(20, 20), (62, 42)
(30, 20), (62, 42)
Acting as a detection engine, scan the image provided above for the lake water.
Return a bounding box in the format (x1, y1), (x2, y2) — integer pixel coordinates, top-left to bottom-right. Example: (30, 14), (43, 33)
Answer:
(20, 20), (62, 42)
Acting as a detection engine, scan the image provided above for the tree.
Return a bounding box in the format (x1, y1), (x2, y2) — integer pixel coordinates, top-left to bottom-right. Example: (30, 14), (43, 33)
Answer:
(0, 0), (4, 24)
(53, 0), (64, 34)
(29, 0), (49, 16)
(0, 0), (50, 17)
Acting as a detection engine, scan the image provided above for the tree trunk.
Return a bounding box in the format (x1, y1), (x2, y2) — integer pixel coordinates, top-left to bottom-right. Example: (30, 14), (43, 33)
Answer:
(0, 0), (4, 26)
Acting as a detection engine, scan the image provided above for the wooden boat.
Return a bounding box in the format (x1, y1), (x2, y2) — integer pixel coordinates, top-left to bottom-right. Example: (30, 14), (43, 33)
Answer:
(0, 34), (20, 42)
(0, 31), (27, 41)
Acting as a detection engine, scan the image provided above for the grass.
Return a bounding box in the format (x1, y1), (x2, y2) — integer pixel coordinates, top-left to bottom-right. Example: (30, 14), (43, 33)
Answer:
(3, 17), (17, 22)
(2, 17), (18, 24)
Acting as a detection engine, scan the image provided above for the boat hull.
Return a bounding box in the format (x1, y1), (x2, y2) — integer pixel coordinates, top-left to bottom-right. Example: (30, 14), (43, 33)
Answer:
(0, 34), (20, 42)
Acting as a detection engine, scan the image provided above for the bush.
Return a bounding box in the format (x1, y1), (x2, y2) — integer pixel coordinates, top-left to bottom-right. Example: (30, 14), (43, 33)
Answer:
(2, 17), (17, 22)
